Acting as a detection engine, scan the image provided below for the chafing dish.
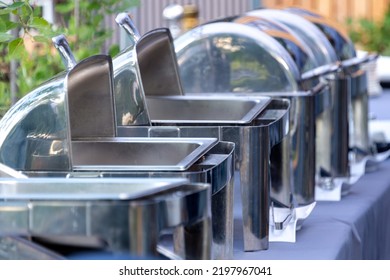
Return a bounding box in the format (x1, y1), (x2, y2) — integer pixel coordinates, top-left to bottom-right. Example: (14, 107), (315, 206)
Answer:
(169, 17), (333, 241)
(285, 7), (380, 161)
(272, 8), (386, 198)
(114, 15), (291, 251)
(0, 176), (211, 259)
(0, 54), (227, 259)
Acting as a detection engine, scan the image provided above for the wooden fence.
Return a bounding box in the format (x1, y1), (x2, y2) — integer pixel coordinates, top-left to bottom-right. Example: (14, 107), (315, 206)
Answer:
(262, 0), (390, 23)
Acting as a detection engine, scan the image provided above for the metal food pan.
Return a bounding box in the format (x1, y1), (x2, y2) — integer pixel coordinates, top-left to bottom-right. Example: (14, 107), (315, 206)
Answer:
(118, 98), (291, 252)
(26, 141), (235, 260)
(0, 177), (211, 260)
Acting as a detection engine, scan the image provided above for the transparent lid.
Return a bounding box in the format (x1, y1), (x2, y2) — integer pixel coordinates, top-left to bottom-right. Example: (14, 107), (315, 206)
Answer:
(174, 22), (301, 94)
(0, 73), (71, 171)
(113, 45), (150, 126)
(248, 9), (338, 65)
(0, 54), (121, 172)
(285, 7), (356, 60)
(231, 15), (318, 72)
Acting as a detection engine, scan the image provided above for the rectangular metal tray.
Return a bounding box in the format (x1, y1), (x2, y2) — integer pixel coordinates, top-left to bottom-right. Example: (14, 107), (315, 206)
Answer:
(146, 95), (271, 124)
(0, 177), (189, 200)
(70, 137), (217, 171)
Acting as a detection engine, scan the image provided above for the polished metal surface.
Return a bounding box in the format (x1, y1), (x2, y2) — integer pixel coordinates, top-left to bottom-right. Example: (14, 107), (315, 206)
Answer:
(0, 236), (64, 260)
(116, 17), (292, 251)
(283, 8), (379, 181)
(114, 13), (151, 126)
(317, 74), (350, 179)
(247, 9), (338, 65)
(225, 15), (317, 73)
(115, 13), (141, 42)
(0, 73), (69, 171)
(113, 45), (151, 126)
(0, 177), (211, 259)
(245, 10), (352, 188)
(0, 53), (234, 259)
(0, 163), (27, 178)
(26, 141), (236, 260)
(136, 28), (184, 96)
(70, 137), (217, 171)
(66, 55), (116, 138)
(52, 35), (76, 70)
(174, 22), (300, 93)
(119, 98), (291, 252)
(51, 31), (151, 127)
(173, 21), (327, 211)
(146, 95), (271, 124)
(285, 7), (356, 61)
(342, 54), (378, 157)
(0, 177), (189, 200)
(115, 13), (184, 101)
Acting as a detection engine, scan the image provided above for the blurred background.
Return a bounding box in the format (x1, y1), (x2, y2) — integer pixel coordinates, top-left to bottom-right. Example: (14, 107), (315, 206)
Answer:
(1, 0), (390, 117)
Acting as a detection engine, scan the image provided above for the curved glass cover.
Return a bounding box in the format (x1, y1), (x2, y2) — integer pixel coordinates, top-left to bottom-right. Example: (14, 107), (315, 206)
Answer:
(231, 15), (318, 72)
(113, 46), (150, 126)
(248, 9), (338, 65)
(174, 22), (300, 93)
(0, 74), (70, 171)
(285, 7), (356, 60)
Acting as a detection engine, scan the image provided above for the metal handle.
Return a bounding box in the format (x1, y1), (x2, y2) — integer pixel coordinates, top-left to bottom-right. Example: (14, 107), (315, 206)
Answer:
(148, 126), (181, 137)
(300, 62), (341, 82)
(256, 98), (291, 147)
(115, 12), (141, 42)
(341, 53), (379, 69)
(52, 34), (77, 70)
(270, 202), (293, 231)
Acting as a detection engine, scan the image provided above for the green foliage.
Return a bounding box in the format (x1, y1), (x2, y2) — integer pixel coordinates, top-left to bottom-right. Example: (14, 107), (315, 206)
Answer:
(347, 7), (390, 55)
(0, 0), (139, 117)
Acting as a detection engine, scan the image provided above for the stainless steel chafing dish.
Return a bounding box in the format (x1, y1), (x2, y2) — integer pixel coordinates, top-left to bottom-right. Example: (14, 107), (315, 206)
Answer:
(248, 9), (382, 198)
(168, 16), (333, 241)
(245, 9), (348, 193)
(0, 53), (227, 259)
(0, 176), (211, 260)
(285, 7), (381, 164)
(113, 14), (291, 252)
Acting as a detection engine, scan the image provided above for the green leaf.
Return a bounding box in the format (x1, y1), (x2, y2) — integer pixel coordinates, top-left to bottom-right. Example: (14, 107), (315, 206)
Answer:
(8, 37), (25, 59)
(55, 2), (75, 14)
(0, 17), (5, 31)
(0, 17), (19, 32)
(0, 2), (25, 15)
(108, 44), (120, 57)
(0, 8), (12, 15)
(30, 17), (50, 29)
(7, 2), (25, 10)
(0, 32), (13, 42)
(87, 2), (100, 11)
(5, 20), (18, 30)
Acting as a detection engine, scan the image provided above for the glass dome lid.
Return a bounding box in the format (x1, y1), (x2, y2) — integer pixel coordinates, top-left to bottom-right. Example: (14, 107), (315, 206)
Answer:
(285, 7), (356, 60)
(248, 9), (338, 65)
(174, 21), (301, 94)
(0, 55), (115, 172)
(0, 72), (70, 171)
(230, 15), (319, 72)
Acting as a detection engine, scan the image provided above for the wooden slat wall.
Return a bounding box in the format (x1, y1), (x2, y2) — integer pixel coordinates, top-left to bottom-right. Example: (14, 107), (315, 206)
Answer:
(263, 0), (390, 23)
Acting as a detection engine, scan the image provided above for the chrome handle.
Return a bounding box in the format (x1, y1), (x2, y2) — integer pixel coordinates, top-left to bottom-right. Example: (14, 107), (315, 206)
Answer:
(300, 62), (341, 82)
(270, 201), (293, 231)
(115, 12), (141, 42)
(52, 34), (77, 70)
(341, 53), (379, 69)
